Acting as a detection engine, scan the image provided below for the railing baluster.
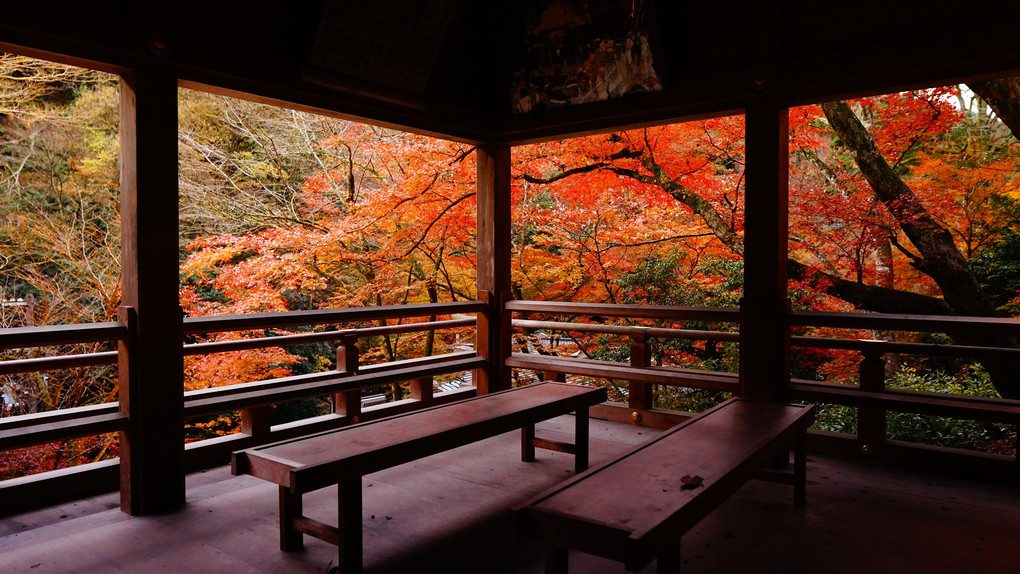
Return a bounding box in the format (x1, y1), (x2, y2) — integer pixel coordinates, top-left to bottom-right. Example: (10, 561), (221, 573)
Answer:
(628, 328), (653, 413)
(410, 376), (434, 404)
(241, 406), (272, 436)
(540, 369), (566, 383)
(335, 334), (362, 423)
(857, 346), (887, 456)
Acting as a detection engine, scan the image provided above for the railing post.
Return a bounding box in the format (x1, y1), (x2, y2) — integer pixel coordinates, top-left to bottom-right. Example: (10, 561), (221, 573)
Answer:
(410, 376), (434, 404)
(858, 345), (887, 456)
(628, 327), (653, 413)
(541, 369), (566, 383)
(335, 333), (362, 423)
(240, 406), (272, 436)
(476, 290), (512, 394)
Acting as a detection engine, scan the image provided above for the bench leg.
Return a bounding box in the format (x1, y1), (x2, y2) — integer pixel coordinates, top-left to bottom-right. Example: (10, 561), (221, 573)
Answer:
(794, 431), (807, 507)
(657, 541), (682, 574)
(522, 424), (536, 462)
(545, 545), (568, 574)
(338, 477), (364, 574)
(574, 408), (589, 473)
(279, 486), (304, 551)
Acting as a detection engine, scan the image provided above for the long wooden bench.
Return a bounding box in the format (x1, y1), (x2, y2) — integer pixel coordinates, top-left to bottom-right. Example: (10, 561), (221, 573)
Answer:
(231, 381), (607, 574)
(515, 398), (816, 573)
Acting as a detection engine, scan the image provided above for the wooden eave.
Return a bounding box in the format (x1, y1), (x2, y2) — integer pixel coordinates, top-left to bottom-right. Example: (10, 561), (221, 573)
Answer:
(2, 1), (1020, 144)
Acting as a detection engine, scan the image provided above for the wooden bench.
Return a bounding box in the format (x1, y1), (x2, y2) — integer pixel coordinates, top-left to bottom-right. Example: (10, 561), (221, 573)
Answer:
(515, 398), (816, 573)
(231, 381), (607, 574)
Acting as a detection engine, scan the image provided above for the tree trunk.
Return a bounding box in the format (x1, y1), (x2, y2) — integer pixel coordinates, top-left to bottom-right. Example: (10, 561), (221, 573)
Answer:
(822, 100), (1020, 399)
(967, 78), (1020, 139)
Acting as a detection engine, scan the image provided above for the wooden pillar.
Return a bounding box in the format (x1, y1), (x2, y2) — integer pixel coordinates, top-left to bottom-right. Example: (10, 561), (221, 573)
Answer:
(118, 64), (185, 514)
(476, 145), (513, 393)
(739, 103), (791, 403)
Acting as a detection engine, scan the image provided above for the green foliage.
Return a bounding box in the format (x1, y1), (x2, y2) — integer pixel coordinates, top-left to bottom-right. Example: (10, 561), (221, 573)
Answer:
(811, 404), (859, 435)
(654, 387), (730, 413)
(970, 228), (1020, 315)
(811, 366), (1013, 450)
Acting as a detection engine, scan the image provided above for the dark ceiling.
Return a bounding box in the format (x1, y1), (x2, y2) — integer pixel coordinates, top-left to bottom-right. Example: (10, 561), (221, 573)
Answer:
(2, 1), (1019, 144)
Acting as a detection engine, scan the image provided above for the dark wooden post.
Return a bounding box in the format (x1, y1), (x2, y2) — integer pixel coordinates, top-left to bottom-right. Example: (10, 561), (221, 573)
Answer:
(628, 327), (653, 412)
(857, 345), (887, 455)
(118, 65), (185, 515)
(476, 145), (513, 394)
(739, 103), (791, 403)
(541, 369), (566, 383)
(241, 406), (272, 437)
(335, 333), (362, 422)
(409, 376), (434, 404)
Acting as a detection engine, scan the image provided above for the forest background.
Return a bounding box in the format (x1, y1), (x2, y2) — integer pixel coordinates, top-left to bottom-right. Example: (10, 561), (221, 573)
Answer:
(1, 54), (1018, 478)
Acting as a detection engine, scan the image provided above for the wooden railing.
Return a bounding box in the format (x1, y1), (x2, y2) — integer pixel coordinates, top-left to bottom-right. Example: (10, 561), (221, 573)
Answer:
(507, 300), (1020, 470)
(3, 298), (1018, 512)
(0, 301), (485, 512)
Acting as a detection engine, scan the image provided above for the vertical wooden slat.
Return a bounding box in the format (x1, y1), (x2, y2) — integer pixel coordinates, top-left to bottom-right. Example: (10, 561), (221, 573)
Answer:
(541, 370), (566, 383)
(118, 65), (185, 515)
(241, 406), (272, 436)
(476, 145), (513, 394)
(857, 348), (887, 455)
(628, 327), (653, 411)
(739, 103), (791, 403)
(335, 334), (362, 422)
(409, 376), (434, 404)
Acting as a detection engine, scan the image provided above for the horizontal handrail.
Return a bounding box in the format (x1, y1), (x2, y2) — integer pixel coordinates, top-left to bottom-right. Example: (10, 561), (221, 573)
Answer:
(507, 300), (739, 322)
(184, 318), (476, 356)
(507, 353), (739, 392)
(0, 402), (126, 451)
(0, 321), (126, 350)
(182, 301), (486, 335)
(788, 379), (1020, 425)
(513, 319), (740, 342)
(792, 336), (1020, 360)
(182, 351), (477, 402)
(0, 351), (118, 375)
(0, 402), (120, 431)
(790, 310), (1020, 337)
(184, 355), (485, 417)
(514, 318), (1020, 359)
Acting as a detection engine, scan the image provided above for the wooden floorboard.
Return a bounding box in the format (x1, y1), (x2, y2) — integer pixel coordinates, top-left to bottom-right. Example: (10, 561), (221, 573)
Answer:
(1, 415), (1017, 573)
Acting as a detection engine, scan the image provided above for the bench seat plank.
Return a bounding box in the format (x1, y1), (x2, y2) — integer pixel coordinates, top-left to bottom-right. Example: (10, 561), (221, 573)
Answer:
(235, 381), (606, 493)
(232, 381), (607, 574)
(517, 398), (815, 572)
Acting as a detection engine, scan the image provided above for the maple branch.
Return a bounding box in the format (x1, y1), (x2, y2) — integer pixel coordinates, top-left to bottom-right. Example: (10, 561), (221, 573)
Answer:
(821, 100), (994, 315)
(787, 259), (952, 315)
(520, 162), (610, 184)
(399, 192), (476, 258)
(255, 214), (330, 233)
(604, 232), (715, 250)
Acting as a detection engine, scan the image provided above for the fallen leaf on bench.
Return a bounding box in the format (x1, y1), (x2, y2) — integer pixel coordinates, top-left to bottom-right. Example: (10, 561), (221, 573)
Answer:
(680, 474), (704, 489)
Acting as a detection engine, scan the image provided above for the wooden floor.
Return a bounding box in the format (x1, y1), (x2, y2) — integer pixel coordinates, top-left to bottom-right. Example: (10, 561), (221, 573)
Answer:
(1, 416), (1018, 573)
